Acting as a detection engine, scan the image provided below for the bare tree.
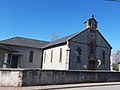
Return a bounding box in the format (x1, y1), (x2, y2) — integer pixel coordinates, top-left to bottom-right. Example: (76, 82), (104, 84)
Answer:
(112, 50), (120, 63)
(112, 50), (120, 71)
(51, 32), (60, 41)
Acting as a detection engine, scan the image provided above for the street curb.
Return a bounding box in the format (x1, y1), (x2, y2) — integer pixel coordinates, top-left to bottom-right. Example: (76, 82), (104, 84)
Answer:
(36, 83), (120, 90)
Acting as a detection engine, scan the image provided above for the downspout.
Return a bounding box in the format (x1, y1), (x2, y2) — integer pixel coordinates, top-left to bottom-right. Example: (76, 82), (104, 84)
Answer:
(40, 48), (44, 69)
(66, 41), (70, 70)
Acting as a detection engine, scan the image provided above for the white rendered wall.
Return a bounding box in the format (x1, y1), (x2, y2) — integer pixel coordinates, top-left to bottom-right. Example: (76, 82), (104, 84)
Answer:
(0, 69), (22, 86)
(42, 45), (69, 70)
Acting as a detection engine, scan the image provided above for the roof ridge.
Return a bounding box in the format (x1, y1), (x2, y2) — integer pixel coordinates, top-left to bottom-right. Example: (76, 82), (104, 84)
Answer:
(1, 36), (50, 43)
(0, 36), (50, 48)
(43, 29), (89, 49)
(16, 36), (50, 42)
(67, 29), (87, 40)
(43, 30), (84, 49)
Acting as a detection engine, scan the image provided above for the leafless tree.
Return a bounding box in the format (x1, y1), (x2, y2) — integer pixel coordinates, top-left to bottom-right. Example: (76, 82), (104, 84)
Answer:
(112, 50), (120, 71)
(51, 32), (60, 41)
(112, 50), (120, 63)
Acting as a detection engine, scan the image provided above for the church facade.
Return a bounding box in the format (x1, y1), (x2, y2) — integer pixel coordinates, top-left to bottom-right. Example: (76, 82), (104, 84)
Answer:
(42, 16), (112, 70)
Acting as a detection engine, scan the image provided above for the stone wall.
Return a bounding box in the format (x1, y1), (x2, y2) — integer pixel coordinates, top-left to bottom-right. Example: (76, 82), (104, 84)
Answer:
(69, 29), (111, 70)
(22, 69), (120, 86)
(0, 69), (23, 86)
(69, 41), (88, 70)
(0, 69), (120, 86)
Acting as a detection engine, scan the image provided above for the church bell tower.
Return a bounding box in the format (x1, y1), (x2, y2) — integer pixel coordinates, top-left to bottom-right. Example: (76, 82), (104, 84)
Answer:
(84, 15), (98, 70)
(84, 15), (98, 30)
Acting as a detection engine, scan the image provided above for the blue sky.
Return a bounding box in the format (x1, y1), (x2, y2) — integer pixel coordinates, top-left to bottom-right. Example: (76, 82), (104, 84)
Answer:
(0, 0), (120, 53)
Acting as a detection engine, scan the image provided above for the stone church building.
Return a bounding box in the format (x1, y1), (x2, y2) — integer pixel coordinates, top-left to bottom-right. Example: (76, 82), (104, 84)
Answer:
(0, 16), (112, 70)
(42, 16), (112, 70)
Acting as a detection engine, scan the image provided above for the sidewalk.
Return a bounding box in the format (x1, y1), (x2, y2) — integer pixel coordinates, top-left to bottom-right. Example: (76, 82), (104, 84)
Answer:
(0, 82), (120, 90)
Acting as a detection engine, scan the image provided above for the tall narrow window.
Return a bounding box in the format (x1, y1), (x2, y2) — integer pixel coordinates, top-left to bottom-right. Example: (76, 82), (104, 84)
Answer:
(76, 47), (81, 63)
(102, 51), (105, 64)
(29, 51), (33, 62)
(50, 50), (53, 63)
(59, 48), (62, 63)
(90, 42), (94, 54)
(7, 54), (12, 67)
(44, 52), (46, 63)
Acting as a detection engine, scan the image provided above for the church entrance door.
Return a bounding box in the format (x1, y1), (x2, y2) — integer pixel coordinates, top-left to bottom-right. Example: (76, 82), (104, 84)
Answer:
(11, 55), (19, 68)
(88, 60), (96, 70)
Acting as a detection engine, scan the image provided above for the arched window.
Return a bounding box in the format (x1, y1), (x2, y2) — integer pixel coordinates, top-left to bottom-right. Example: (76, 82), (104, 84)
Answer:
(90, 41), (94, 54)
(76, 47), (81, 63)
(59, 48), (62, 63)
(102, 51), (105, 64)
(50, 50), (53, 63)
(29, 51), (34, 62)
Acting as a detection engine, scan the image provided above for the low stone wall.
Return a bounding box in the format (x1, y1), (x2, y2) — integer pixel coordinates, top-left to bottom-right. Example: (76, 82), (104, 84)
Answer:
(0, 69), (23, 86)
(0, 69), (120, 86)
(22, 69), (120, 86)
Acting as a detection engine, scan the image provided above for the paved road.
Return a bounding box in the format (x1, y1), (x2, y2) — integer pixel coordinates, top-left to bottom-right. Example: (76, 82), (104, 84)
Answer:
(0, 82), (120, 90)
(56, 85), (120, 90)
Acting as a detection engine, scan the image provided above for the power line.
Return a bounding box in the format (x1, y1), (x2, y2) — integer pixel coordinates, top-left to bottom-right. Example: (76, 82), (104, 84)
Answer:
(105, 0), (120, 2)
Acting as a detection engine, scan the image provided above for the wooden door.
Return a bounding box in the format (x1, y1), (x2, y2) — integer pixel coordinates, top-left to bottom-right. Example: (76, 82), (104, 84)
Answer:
(11, 55), (18, 68)
(88, 60), (96, 70)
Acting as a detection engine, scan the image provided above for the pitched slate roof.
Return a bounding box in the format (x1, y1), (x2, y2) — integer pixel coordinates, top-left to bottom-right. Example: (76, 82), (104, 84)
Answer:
(43, 29), (112, 49)
(43, 31), (81, 48)
(97, 30), (112, 49)
(0, 36), (50, 49)
(0, 43), (16, 52)
(0, 29), (112, 49)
